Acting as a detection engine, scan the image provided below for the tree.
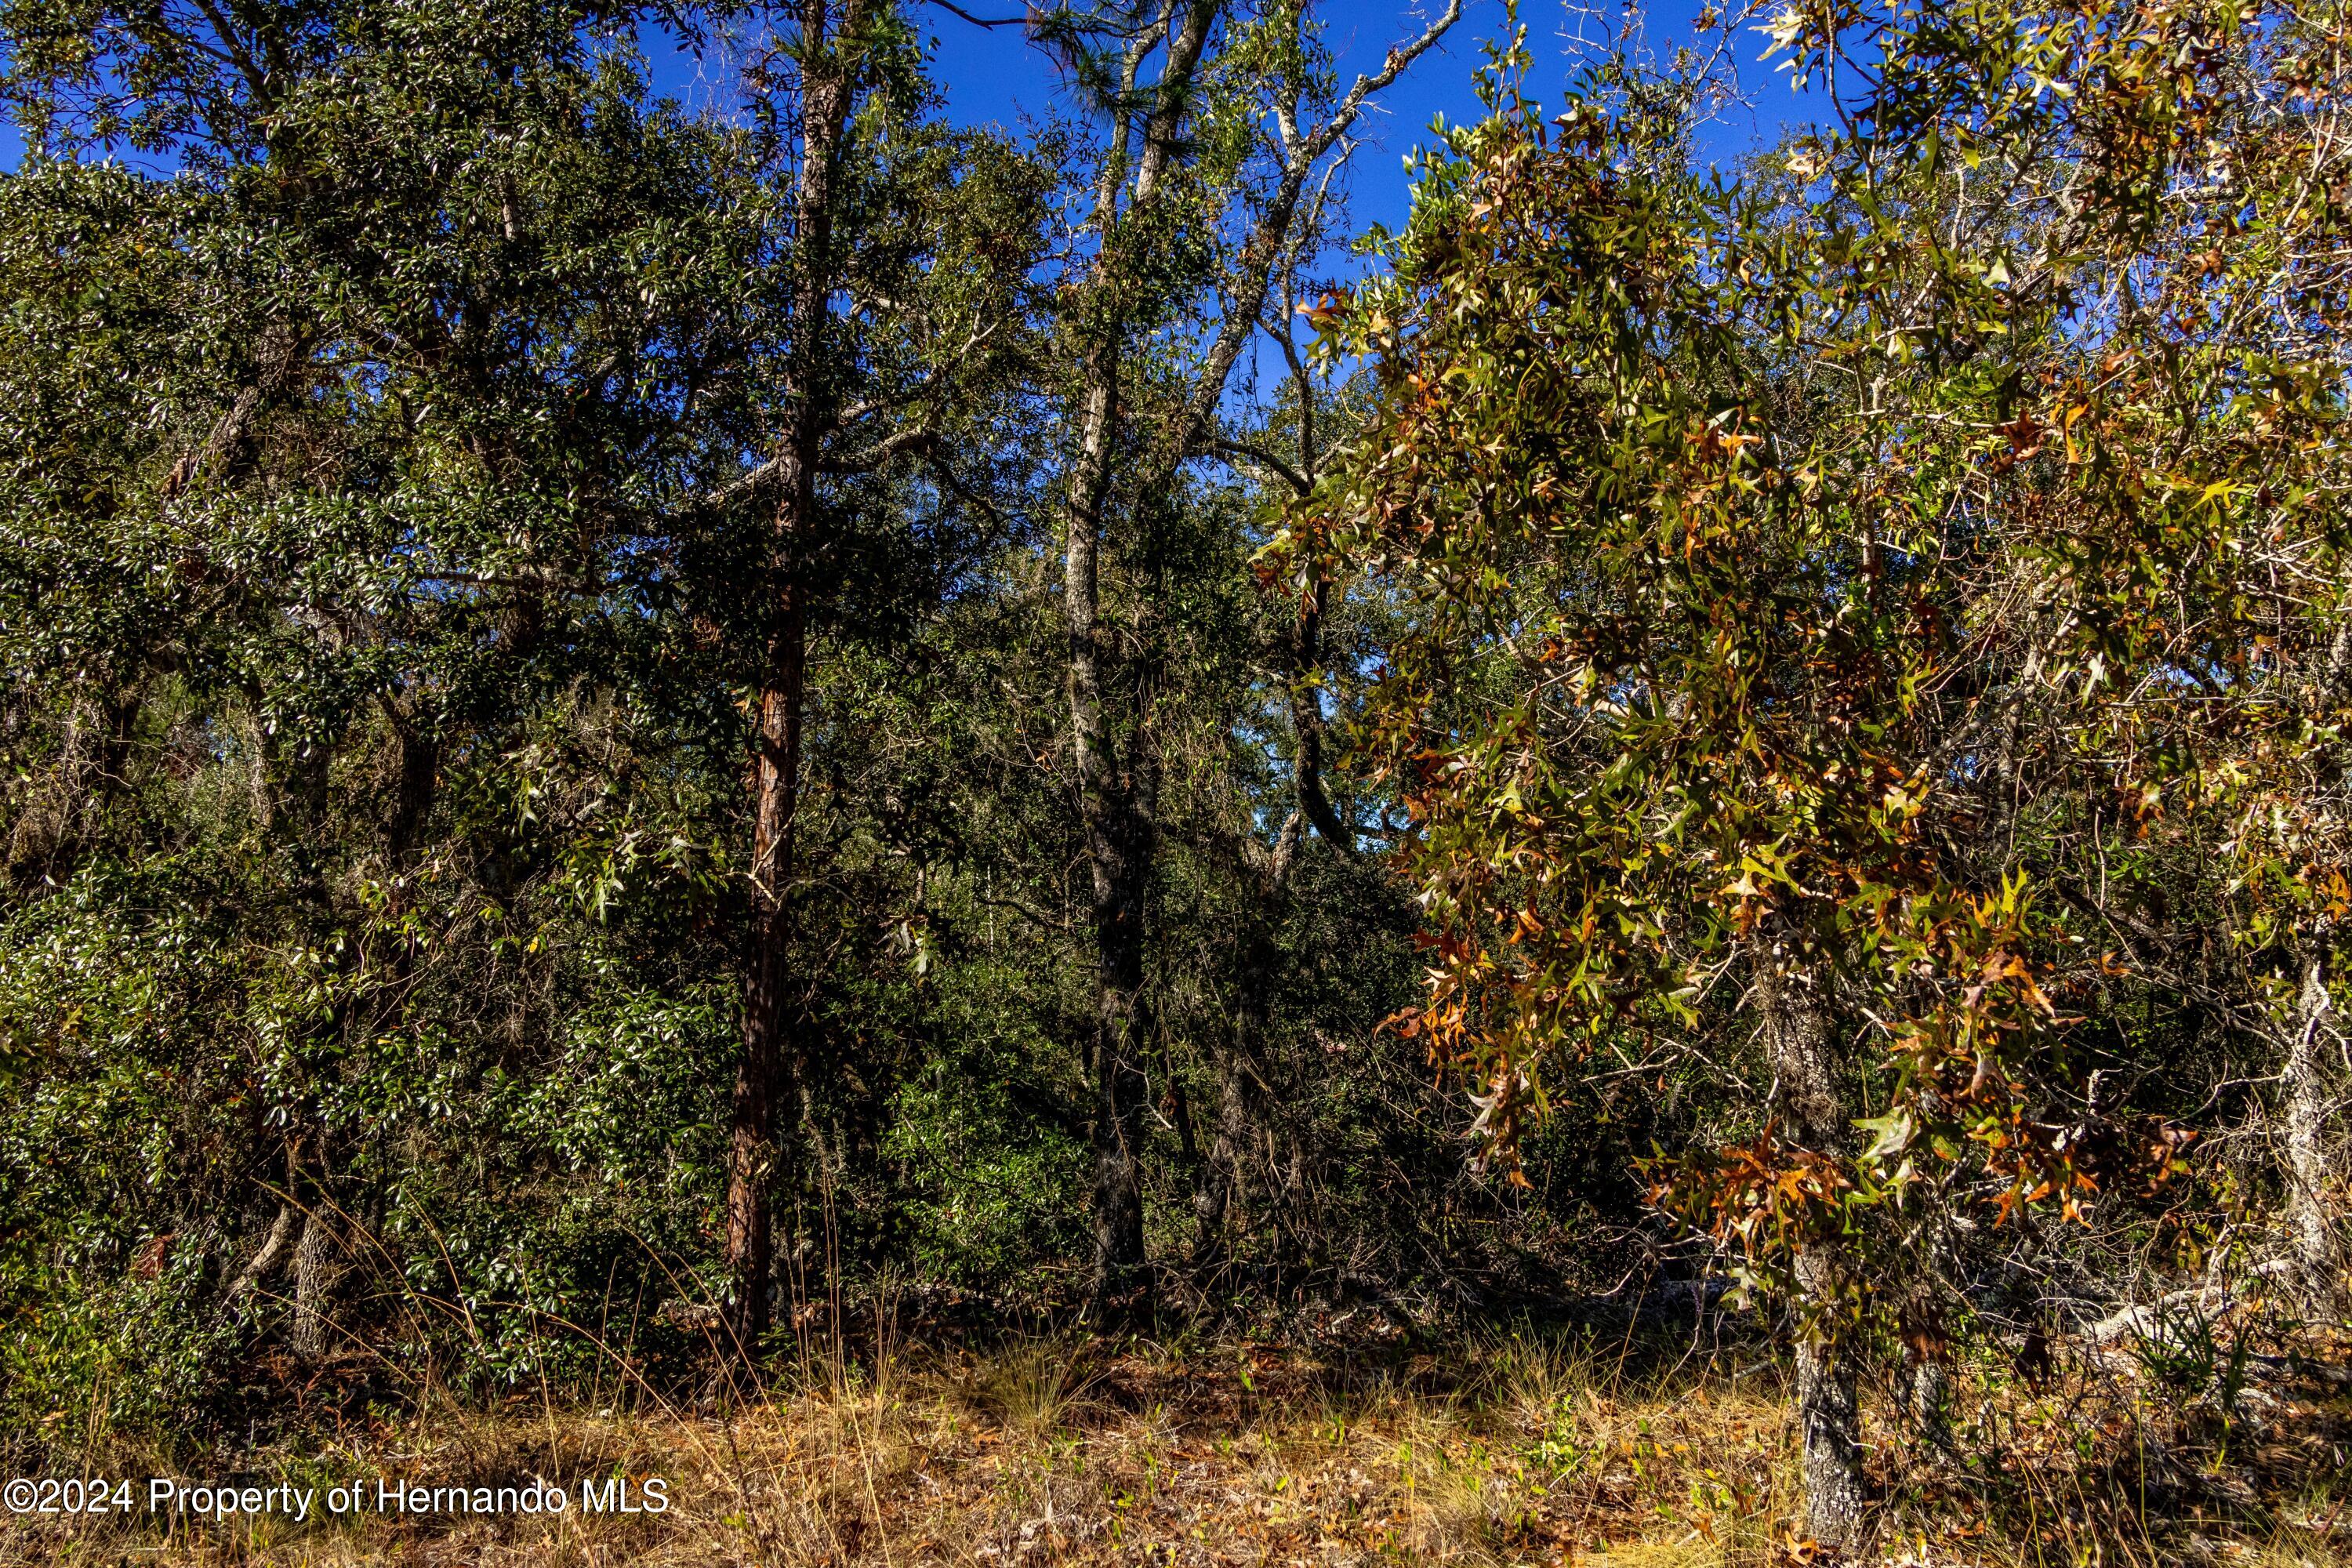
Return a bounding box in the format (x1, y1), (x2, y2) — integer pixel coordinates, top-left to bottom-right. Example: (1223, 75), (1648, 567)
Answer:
(0, 0), (793, 1387)
(1282, 0), (2350, 1545)
(1025, 0), (1460, 1316)
(0, 0), (1050, 1386)
(699, 0), (1046, 1363)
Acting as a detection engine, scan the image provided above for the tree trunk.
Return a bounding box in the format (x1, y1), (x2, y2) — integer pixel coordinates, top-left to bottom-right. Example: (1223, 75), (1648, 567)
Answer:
(1192, 1045), (1248, 1265)
(290, 1204), (336, 1362)
(1058, 0), (1457, 1311)
(724, 0), (858, 1360)
(728, 591), (806, 1357)
(223, 1200), (297, 1310)
(1754, 947), (1866, 1556)
(1196, 879), (1280, 1269)
(1051, 0), (1221, 1322)
(1899, 1257), (1956, 1461)
(1905, 1353), (1954, 1460)
(1083, 752), (1152, 1315)
(1793, 1318), (1866, 1553)
(2284, 946), (2343, 1313)
(1065, 301), (1146, 1322)
(1194, 799), (1309, 1273)
(1062, 314), (1152, 1321)
(386, 717), (437, 874)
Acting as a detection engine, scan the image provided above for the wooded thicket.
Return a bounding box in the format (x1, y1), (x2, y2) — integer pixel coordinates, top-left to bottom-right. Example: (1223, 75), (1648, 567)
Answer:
(0, 0), (2346, 1555)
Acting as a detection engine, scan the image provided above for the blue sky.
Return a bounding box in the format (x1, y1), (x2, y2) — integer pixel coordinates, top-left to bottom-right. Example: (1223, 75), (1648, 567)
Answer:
(858, 2), (1829, 410)
(1, 2), (1820, 210)
(642, 0), (1824, 239)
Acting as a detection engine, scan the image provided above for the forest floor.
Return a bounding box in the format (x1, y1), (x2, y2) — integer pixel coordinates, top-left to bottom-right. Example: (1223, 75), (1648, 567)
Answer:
(4, 1312), (2347, 1567)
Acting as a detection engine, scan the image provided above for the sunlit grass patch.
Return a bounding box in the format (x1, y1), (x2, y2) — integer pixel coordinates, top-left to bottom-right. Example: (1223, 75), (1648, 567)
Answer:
(2, 1321), (2343, 1566)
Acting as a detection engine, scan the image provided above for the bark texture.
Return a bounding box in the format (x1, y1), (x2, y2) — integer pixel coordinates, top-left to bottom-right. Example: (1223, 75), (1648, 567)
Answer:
(1755, 946), (1867, 1556)
(2283, 948), (2344, 1312)
(1906, 1352), (1955, 1461)
(728, 601), (806, 1354)
(1793, 1322), (1866, 1553)
(223, 1200), (297, 1308)
(290, 1205), (336, 1362)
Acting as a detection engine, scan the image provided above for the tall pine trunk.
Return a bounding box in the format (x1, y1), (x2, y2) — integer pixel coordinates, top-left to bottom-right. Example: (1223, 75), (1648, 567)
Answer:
(724, 0), (857, 1361)
(728, 588), (807, 1356)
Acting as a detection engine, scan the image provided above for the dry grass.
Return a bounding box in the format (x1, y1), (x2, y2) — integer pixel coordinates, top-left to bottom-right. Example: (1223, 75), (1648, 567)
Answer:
(2, 1326), (2344, 1567)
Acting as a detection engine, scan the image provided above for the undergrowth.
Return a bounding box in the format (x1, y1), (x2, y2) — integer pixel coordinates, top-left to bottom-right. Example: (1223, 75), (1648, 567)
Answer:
(1, 1314), (2343, 1566)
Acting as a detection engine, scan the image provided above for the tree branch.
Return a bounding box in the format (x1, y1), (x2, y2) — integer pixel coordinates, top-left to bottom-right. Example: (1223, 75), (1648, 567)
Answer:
(819, 424), (938, 474)
(1144, 0), (1463, 501)
(1215, 438), (1311, 496)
